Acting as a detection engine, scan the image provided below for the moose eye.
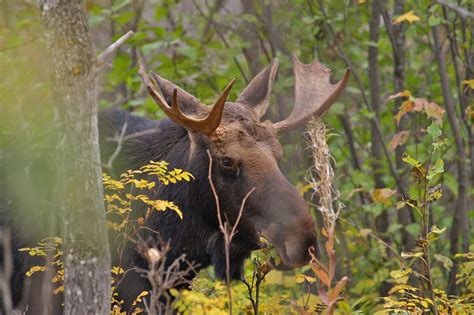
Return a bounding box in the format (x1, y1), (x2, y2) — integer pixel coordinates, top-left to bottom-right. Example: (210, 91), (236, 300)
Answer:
(220, 157), (235, 170)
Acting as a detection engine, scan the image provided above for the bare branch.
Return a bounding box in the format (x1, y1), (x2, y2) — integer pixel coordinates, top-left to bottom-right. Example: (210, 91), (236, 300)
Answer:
(103, 121), (128, 174)
(316, 0), (407, 197)
(435, 0), (474, 20)
(207, 150), (224, 229)
(230, 187), (255, 238)
(192, 0), (250, 84)
(96, 30), (134, 66)
(206, 149), (255, 314)
(135, 236), (196, 314)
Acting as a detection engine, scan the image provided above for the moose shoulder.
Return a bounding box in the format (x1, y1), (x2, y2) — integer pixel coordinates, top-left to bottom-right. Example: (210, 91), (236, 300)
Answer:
(99, 55), (350, 309)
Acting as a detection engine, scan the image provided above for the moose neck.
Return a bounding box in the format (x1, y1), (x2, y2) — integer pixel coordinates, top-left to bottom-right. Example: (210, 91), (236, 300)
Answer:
(99, 109), (255, 281)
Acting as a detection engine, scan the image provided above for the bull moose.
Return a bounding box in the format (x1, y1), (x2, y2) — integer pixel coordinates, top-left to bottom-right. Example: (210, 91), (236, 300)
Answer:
(1, 55), (349, 311)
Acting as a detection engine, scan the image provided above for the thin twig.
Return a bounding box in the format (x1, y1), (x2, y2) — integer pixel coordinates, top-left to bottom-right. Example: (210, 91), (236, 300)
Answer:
(96, 30), (134, 65)
(192, 0), (250, 84)
(104, 121), (128, 174)
(230, 187), (256, 237)
(316, 0), (406, 196)
(207, 150), (255, 315)
(435, 0), (474, 20)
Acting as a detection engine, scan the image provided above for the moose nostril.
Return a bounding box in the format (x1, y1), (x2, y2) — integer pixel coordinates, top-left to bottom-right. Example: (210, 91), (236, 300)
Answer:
(303, 237), (317, 261)
(282, 233), (318, 267)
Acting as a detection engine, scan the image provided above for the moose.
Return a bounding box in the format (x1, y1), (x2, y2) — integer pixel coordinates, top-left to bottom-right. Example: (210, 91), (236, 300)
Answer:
(1, 55), (349, 311)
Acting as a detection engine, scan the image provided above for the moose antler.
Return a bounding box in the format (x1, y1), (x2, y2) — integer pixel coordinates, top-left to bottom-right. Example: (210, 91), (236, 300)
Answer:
(138, 63), (235, 136)
(273, 55), (350, 134)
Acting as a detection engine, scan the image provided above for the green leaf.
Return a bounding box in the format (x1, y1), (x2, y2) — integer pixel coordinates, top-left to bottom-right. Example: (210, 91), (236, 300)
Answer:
(402, 152), (422, 168)
(390, 268), (412, 284)
(428, 16), (442, 27)
(406, 223), (420, 236)
(427, 121), (442, 140)
(427, 225), (446, 243)
(111, 0), (131, 11)
(176, 46), (198, 61)
(155, 6), (168, 20)
(361, 108), (376, 119)
(331, 102), (345, 115)
(434, 254), (453, 271)
(89, 14), (106, 28)
(427, 159), (444, 183)
(388, 223), (403, 234)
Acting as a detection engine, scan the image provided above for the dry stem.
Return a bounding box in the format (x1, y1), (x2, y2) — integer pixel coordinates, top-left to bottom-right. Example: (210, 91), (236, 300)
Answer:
(206, 150), (255, 315)
(306, 118), (348, 315)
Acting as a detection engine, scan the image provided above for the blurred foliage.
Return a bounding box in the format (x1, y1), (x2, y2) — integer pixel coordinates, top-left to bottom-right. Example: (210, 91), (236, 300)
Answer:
(1, 0), (473, 313)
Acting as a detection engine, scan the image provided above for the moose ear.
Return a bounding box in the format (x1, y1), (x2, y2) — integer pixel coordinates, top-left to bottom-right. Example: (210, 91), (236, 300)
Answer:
(153, 74), (203, 115)
(236, 58), (279, 119)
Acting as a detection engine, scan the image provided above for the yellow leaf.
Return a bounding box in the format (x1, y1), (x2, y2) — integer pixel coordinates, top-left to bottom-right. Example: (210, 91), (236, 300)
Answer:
(295, 274), (306, 283)
(393, 11), (420, 24)
(26, 265), (48, 277)
(131, 291), (149, 306)
(371, 188), (397, 206)
(394, 100), (414, 124)
(388, 284), (418, 294)
(390, 268), (412, 284)
(297, 183), (313, 196)
(53, 285), (64, 295)
(387, 89), (412, 100)
(462, 79), (474, 89)
(295, 274), (317, 284)
(111, 266), (124, 275)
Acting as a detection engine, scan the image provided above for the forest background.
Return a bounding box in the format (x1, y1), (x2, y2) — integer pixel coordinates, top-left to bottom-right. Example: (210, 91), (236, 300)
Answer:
(1, 0), (473, 314)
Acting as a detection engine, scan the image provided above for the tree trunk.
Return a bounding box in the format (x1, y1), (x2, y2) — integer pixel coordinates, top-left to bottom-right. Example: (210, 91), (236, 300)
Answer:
(368, 1), (386, 233)
(382, 0), (415, 251)
(39, 1), (111, 313)
(368, 0), (391, 297)
(432, 25), (470, 295)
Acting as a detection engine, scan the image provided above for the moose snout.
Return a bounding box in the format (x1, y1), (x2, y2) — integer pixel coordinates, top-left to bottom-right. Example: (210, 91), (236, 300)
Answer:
(257, 174), (318, 268)
(282, 231), (317, 267)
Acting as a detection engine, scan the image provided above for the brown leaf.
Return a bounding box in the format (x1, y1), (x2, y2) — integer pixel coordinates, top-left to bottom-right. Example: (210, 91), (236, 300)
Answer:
(389, 131), (410, 151)
(424, 101), (445, 125)
(409, 98), (445, 124)
(413, 98), (427, 112)
(318, 286), (329, 304)
(328, 276), (349, 303)
(310, 258), (330, 287)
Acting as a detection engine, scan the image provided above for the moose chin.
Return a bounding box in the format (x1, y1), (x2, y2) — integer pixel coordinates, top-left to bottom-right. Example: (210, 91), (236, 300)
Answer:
(1, 54), (349, 311)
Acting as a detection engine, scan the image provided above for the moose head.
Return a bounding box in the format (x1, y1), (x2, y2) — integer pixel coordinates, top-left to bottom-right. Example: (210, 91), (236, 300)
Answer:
(138, 55), (350, 271)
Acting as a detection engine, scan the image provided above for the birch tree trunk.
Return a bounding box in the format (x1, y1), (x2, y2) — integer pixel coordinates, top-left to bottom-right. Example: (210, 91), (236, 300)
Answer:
(39, 1), (111, 313)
